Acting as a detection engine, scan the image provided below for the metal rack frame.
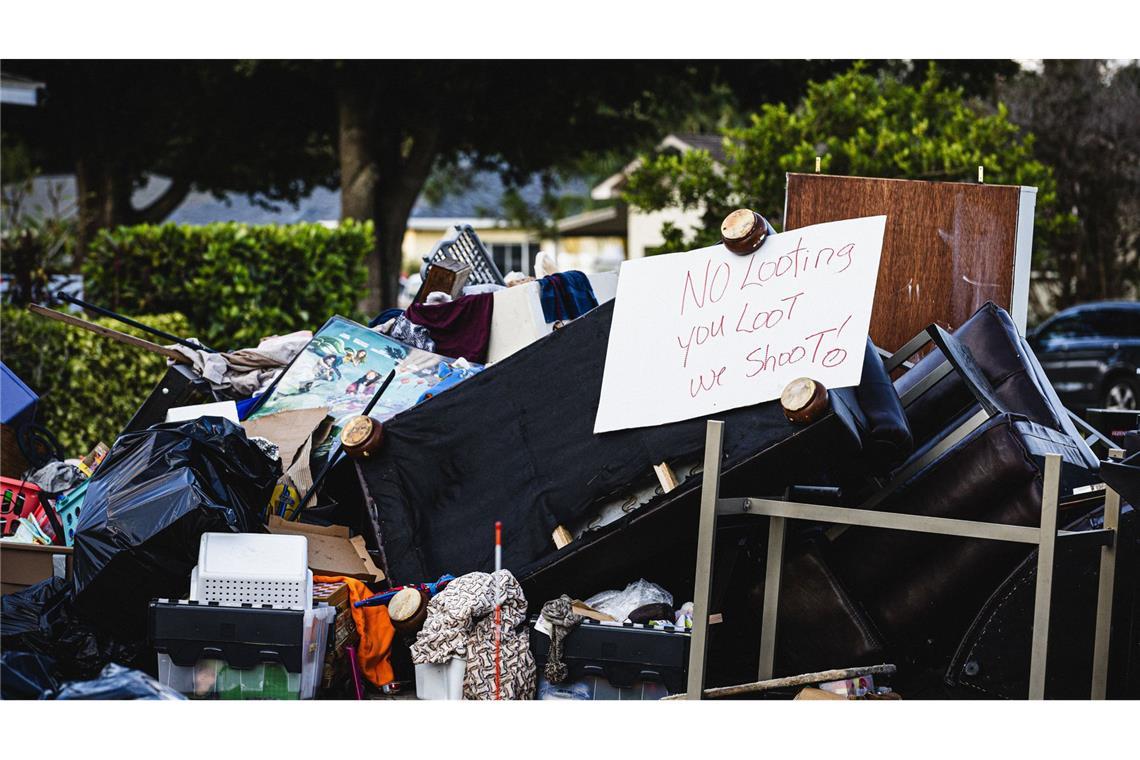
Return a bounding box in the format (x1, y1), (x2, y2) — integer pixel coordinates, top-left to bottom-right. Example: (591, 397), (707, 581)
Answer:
(686, 420), (1124, 700)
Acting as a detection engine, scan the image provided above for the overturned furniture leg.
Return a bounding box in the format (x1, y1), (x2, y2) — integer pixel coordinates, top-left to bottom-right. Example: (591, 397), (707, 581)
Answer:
(686, 420), (724, 700)
(757, 515), (786, 681)
(1028, 453), (1061, 700)
(1090, 448), (1125, 700)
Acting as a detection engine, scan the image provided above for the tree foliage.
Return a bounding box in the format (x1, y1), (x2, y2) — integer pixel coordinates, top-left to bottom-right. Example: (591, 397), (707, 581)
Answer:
(1000, 60), (1140, 307)
(623, 63), (1065, 259)
(84, 222), (370, 348)
(1, 306), (189, 454)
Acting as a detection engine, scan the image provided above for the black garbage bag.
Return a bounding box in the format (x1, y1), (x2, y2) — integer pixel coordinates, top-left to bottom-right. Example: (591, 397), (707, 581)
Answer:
(0, 651), (60, 699)
(1, 578), (146, 681)
(52, 662), (185, 700)
(73, 417), (280, 639)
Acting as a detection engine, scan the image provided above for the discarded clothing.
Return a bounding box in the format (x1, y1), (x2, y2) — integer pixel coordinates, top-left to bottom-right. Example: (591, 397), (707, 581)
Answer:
(369, 308), (404, 329)
(415, 359), (483, 405)
(315, 574), (396, 688)
(539, 595), (581, 683)
(169, 330), (312, 396)
(539, 271), (597, 324)
(405, 293), (494, 364)
(410, 570), (535, 700)
(376, 315), (436, 352)
(26, 461), (83, 494)
(462, 283), (505, 296)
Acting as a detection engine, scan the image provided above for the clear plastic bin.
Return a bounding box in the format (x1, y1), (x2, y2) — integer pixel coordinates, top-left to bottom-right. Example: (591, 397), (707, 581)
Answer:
(156, 605), (334, 700)
(537, 674), (669, 700)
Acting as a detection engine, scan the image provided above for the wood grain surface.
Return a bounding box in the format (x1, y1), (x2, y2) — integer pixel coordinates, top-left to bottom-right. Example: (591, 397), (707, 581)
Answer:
(785, 174), (1023, 353)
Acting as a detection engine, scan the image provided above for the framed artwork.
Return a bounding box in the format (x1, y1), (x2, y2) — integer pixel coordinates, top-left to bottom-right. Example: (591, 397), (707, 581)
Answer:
(248, 315), (478, 434)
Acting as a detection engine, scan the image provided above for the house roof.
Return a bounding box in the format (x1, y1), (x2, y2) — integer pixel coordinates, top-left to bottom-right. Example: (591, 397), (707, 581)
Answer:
(671, 133), (728, 163)
(590, 132), (727, 200)
(5, 171), (590, 228)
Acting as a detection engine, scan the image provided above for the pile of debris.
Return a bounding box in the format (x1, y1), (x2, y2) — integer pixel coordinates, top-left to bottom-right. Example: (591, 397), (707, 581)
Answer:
(1, 191), (1136, 701)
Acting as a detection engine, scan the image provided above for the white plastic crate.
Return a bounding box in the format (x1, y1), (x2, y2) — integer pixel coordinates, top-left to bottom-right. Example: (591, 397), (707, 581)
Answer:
(415, 656), (466, 700)
(190, 532), (312, 609)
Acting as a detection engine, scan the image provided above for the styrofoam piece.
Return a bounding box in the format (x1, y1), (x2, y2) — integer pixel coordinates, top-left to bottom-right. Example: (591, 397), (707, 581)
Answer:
(191, 532), (311, 609)
(415, 656), (466, 700)
(165, 400), (240, 424)
(486, 272), (618, 363)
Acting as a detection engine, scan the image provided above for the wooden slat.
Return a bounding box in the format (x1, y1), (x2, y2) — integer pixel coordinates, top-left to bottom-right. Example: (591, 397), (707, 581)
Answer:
(664, 663), (897, 700)
(28, 304), (190, 363)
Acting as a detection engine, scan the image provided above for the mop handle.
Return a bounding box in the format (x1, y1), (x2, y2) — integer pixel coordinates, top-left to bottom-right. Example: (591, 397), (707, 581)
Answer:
(494, 520), (502, 701)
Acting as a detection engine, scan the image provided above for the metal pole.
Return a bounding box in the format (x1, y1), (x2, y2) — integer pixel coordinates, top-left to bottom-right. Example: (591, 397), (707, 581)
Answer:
(1028, 453), (1061, 699)
(1091, 448), (1125, 699)
(686, 420), (724, 701)
(55, 291), (220, 353)
(757, 515), (786, 681)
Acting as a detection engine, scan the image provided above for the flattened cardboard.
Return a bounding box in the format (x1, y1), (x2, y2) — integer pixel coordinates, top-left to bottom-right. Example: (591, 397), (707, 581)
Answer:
(0, 541), (73, 595)
(794, 687), (846, 700)
(267, 516), (384, 583)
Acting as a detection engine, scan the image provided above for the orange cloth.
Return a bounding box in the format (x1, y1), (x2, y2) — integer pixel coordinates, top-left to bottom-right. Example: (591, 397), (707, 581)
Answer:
(316, 575), (395, 687)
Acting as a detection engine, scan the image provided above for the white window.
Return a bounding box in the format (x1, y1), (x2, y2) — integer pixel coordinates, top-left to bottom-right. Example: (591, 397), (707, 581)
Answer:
(490, 242), (541, 277)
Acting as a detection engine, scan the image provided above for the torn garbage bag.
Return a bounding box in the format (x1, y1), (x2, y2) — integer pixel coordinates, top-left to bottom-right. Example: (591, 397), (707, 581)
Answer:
(0, 651), (60, 699)
(73, 417), (280, 639)
(53, 662), (186, 700)
(1, 577), (143, 681)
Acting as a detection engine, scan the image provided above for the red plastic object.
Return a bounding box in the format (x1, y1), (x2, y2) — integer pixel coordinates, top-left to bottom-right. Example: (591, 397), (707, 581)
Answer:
(0, 476), (47, 537)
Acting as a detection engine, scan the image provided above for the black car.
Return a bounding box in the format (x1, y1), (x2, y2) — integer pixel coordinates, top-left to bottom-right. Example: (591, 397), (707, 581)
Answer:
(1028, 301), (1140, 412)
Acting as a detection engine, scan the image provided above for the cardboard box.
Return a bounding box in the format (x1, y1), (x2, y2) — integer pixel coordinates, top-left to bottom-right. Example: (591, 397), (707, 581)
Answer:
(0, 541), (73, 595)
(267, 516), (384, 583)
(794, 687), (847, 700)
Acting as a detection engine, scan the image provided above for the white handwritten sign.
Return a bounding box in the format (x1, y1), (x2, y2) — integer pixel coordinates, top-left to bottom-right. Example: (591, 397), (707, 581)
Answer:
(594, 215), (886, 434)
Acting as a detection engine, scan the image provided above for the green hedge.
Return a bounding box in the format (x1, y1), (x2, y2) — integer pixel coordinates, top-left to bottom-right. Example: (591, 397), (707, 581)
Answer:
(84, 221), (371, 348)
(1, 305), (190, 456)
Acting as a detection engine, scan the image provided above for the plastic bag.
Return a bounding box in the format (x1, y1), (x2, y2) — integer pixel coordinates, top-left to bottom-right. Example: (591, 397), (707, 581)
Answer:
(0, 651), (60, 699)
(73, 417), (280, 639)
(53, 662), (186, 700)
(583, 579), (674, 623)
(1, 577), (145, 681)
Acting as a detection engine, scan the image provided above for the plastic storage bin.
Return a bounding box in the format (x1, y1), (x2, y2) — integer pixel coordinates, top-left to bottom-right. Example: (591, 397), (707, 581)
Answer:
(537, 674), (669, 701)
(414, 656), (466, 700)
(151, 599), (334, 700)
(190, 532), (311, 607)
(53, 480), (87, 546)
(1, 477), (47, 539)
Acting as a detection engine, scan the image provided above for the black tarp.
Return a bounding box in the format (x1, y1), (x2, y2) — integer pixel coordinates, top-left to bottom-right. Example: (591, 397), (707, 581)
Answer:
(356, 301), (887, 584)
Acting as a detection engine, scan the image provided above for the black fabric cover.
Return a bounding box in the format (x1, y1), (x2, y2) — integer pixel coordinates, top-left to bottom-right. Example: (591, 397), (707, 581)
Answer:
(357, 301), (887, 584)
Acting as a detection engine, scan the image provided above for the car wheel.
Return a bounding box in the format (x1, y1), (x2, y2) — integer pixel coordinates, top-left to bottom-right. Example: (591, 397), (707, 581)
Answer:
(1104, 376), (1139, 410)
